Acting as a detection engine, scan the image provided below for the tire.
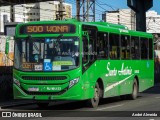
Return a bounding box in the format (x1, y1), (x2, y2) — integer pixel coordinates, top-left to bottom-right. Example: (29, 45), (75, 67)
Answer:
(86, 82), (100, 108)
(128, 79), (138, 100)
(37, 102), (49, 108)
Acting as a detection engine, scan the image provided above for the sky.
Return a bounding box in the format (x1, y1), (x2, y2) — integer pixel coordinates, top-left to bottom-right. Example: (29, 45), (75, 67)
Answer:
(65, 0), (160, 21)
(99, 0), (160, 13)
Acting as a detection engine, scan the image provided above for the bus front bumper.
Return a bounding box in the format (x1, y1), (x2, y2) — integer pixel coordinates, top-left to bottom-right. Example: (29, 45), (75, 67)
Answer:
(13, 82), (94, 101)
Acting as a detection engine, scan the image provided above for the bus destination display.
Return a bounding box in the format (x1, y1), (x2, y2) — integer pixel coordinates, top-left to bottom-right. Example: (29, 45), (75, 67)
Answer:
(20, 24), (75, 34)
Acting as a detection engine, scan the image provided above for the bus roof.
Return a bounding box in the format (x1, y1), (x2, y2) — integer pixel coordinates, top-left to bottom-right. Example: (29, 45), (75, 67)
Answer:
(17, 19), (153, 38)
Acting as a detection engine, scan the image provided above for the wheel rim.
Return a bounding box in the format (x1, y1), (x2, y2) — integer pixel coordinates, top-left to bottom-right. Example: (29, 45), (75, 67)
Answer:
(93, 86), (99, 103)
(133, 83), (137, 97)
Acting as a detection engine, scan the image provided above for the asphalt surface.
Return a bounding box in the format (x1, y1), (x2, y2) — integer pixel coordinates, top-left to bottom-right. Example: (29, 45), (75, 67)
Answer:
(0, 84), (160, 120)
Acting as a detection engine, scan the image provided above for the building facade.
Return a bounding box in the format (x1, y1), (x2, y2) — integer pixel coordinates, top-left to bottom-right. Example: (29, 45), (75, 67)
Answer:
(102, 9), (136, 30)
(146, 10), (160, 34)
(0, 1), (72, 32)
(0, 6), (11, 32)
(146, 10), (160, 50)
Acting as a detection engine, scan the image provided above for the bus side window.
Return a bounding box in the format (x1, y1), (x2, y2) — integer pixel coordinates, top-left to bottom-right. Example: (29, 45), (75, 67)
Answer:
(121, 35), (130, 59)
(82, 37), (89, 64)
(89, 38), (95, 61)
(109, 33), (120, 59)
(97, 32), (108, 59)
(131, 37), (140, 59)
(149, 38), (153, 59)
(140, 38), (148, 59)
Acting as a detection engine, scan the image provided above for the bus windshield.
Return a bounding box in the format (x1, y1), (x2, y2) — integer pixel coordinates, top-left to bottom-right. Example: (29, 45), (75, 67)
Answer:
(14, 37), (79, 71)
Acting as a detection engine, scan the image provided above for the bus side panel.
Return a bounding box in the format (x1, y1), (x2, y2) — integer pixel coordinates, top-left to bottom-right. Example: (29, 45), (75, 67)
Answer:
(104, 60), (133, 98)
(138, 60), (154, 92)
(82, 59), (154, 99)
(81, 62), (98, 100)
(100, 60), (121, 98)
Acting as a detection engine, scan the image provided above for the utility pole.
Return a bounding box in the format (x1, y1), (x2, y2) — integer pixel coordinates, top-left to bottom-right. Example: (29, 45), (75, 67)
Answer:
(56, 0), (65, 20)
(76, 0), (80, 21)
(10, 5), (14, 22)
(127, 0), (153, 32)
(76, 0), (95, 22)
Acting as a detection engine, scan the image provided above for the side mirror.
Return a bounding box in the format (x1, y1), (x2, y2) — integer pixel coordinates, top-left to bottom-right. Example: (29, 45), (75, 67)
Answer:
(5, 37), (10, 55)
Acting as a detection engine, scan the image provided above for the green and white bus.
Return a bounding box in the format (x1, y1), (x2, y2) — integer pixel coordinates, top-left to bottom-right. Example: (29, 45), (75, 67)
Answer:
(10, 19), (154, 108)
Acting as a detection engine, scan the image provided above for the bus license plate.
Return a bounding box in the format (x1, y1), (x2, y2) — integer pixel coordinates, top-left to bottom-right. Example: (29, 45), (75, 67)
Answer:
(28, 87), (39, 92)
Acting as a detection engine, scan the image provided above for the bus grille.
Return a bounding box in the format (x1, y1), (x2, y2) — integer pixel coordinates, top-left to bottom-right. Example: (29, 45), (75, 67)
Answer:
(21, 76), (67, 80)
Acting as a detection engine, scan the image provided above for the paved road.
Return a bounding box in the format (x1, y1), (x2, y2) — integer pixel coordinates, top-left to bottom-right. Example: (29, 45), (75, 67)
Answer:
(0, 84), (160, 120)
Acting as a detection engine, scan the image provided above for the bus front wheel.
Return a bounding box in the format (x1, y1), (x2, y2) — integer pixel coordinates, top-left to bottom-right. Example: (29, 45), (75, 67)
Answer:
(86, 82), (100, 108)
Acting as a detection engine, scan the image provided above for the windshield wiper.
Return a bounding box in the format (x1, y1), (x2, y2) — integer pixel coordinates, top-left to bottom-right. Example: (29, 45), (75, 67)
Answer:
(27, 35), (39, 52)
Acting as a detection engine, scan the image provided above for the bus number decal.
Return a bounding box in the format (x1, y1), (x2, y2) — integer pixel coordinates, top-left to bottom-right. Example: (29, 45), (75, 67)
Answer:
(134, 70), (139, 74)
(22, 63), (36, 69)
(34, 65), (43, 71)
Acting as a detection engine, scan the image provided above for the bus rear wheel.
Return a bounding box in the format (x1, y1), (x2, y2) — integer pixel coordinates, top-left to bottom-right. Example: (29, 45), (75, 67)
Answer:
(86, 82), (100, 108)
(128, 79), (138, 100)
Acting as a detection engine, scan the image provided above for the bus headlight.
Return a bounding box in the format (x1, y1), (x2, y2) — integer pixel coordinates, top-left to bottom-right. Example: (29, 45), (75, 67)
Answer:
(13, 78), (20, 87)
(69, 77), (79, 88)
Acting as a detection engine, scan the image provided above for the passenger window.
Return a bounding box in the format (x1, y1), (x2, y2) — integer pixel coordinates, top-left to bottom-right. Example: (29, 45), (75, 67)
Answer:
(97, 32), (108, 58)
(82, 37), (89, 64)
(121, 35), (130, 59)
(131, 37), (140, 59)
(149, 38), (153, 59)
(109, 33), (120, 59)
(141, 38), (148, 59)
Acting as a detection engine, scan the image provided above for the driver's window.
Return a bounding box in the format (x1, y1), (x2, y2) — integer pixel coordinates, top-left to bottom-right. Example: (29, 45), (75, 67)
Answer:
(82, 37), (89, 64)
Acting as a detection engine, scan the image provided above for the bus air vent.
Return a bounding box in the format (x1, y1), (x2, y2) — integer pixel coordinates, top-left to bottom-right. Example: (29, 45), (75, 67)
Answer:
(21, 76), (67, 80)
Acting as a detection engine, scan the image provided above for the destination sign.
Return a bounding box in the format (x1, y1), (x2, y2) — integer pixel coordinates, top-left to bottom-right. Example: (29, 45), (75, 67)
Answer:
(20, 24), (75, 34)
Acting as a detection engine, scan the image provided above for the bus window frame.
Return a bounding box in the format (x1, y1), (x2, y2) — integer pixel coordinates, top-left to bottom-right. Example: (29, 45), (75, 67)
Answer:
(149, 38), (153, 60)
(82, 35), (90, 66)
(120, 34), (131, 60)
(130, 36), (141, 60)
(140, 37), (149, 60)
(108, 33), (120, 60)
(97, 32), (109, 59)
